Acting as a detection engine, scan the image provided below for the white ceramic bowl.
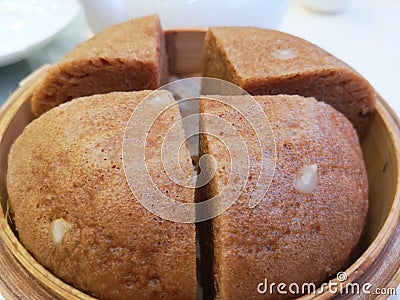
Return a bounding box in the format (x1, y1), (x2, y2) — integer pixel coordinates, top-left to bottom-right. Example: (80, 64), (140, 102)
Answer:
(303, 0), (351, 14)
(79, 0), (289, 33)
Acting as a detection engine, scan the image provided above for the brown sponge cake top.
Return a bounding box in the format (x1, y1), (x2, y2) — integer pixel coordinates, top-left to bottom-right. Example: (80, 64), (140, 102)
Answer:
(31, 15), (168, 116)
(203, 27), (376, 138)
(199, 94), (368, 299)
(207, 27), (349, 80)
(7, 91), (196, 300)
(62, 14), (161, 63)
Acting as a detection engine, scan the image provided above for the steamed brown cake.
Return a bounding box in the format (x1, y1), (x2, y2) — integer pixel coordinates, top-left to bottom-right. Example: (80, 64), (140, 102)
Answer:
(31, 14), (168, 116)
(199, 95), (368, 299)
(6, 18), (374, 300)
(203, 27), (376, 138)
(7, 91), (196, 300)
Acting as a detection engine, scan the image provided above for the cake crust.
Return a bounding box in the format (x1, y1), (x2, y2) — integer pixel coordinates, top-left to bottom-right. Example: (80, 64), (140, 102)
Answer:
(31, 15), (168, 116)
(8, 91), (196, 300)
(203, 27), (376, 138)
(199, 94), (368, 299)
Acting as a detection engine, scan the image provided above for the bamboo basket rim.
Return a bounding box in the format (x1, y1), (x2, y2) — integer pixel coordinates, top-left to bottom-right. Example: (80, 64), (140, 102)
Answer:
(0, 64), (95, 300)
(0, 31), (399, 299)
(299, 98), (400, 299)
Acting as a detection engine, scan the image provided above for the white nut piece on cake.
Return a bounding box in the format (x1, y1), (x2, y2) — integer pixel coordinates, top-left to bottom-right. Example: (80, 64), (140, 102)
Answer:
(295, 164), (318, 194)
(51, 218), (72, 244)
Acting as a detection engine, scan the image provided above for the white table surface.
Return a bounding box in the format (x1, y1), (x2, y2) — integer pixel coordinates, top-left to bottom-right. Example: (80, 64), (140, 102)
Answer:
(0, 0), (399, 299)
(280, 0), (400, 118)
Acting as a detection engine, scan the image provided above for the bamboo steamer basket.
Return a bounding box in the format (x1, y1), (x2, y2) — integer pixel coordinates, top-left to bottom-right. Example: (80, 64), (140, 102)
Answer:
(0, 30), (399, 299)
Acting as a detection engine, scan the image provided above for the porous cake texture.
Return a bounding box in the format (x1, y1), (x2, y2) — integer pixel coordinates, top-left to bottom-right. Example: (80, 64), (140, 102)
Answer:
(203, 27), (376, 138)
(199, 94), (368, 299)
(8, 91), (196, 300)
(31, 15), (168, 116)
